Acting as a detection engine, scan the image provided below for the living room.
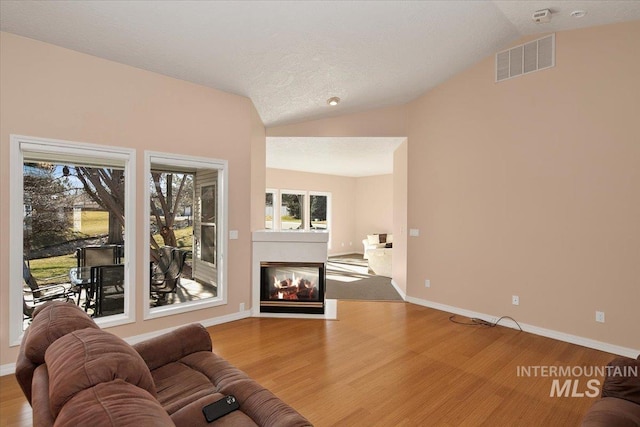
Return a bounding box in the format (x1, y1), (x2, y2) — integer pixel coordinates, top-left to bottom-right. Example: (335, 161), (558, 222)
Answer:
(1, 1), (639, 426)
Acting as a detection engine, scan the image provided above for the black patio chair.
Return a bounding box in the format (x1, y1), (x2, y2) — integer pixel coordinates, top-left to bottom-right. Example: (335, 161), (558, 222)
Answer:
(76, 245), (121, 268)
(22, 261), (74, 319)
(150, 247), (188, 304)
(90, 264), (125, 317)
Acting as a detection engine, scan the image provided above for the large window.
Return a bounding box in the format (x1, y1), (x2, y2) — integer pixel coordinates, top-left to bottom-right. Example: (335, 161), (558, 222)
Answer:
(10, 135), (136, 344)
(144, 151), (227, 319)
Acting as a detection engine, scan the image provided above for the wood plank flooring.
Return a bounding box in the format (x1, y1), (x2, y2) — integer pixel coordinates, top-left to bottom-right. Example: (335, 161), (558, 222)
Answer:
(0, 301), (616, 426)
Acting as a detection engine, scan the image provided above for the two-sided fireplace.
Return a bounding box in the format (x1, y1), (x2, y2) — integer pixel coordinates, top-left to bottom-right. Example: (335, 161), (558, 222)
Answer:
(260, 262), (325, 314)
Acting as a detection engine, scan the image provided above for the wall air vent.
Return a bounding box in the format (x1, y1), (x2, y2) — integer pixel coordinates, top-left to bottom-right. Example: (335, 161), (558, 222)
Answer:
(496, 34), (555, 82)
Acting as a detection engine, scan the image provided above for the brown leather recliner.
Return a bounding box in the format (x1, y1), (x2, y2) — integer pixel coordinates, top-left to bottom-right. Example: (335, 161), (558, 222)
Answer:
(16, 301), (312, 427)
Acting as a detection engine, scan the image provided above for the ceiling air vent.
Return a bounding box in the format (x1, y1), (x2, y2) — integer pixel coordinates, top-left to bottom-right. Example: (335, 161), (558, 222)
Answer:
(496, 34), (555, 82)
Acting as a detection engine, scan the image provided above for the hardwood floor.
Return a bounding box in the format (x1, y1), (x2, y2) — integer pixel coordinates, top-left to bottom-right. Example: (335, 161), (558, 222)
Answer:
(0, 301), (615, 426)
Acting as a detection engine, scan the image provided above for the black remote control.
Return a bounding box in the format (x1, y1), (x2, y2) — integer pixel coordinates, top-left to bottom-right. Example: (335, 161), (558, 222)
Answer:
(202, 395), (240, 423)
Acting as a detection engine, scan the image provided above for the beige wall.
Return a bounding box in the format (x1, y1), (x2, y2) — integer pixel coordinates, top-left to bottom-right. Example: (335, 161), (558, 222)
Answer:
(250, 103), (267, 231)
(392, 141), (408, 294)
(407, 21), (640, 350)
(354, 174), (394, 242)
(0, 33), (264, 364)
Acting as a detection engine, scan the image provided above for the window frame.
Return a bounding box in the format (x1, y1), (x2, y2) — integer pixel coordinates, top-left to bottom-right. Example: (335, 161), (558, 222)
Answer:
(266, 189), (331, 240)
(143, 151), (228, 320)
(9, 135), (137, 346)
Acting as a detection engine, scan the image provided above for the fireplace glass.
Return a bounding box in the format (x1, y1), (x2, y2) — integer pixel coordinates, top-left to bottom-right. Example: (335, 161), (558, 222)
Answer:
(260, 262), (325, 314)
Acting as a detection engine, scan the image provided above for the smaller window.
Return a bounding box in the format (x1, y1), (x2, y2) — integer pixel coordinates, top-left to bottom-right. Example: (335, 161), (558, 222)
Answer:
(310, 194), (328, 230)
(280, 191), (305, 230)
(265, 189), (276, 230)
(144, 151), (227, 320)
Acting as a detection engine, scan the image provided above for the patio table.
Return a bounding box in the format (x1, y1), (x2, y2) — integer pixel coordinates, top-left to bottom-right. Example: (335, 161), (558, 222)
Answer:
(69, 266), (93, 311)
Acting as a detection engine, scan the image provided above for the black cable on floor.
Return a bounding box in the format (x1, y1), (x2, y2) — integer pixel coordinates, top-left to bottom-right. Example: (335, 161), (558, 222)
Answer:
(449, 314), (523, 332)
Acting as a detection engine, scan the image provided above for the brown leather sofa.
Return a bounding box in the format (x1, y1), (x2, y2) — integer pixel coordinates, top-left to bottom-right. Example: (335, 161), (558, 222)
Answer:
(16, 301), (312, 426)
(581, 354), (640, 427)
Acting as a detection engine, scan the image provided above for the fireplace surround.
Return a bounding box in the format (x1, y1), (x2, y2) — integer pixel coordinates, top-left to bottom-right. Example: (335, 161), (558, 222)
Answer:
(252, 230), (336, 319)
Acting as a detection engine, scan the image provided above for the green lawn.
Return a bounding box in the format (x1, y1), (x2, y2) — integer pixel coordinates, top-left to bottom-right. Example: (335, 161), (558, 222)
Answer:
(28, 254), (77, 284)
(29, 224), (194, 284)
(79, 211), (109, 236)
(152, 226), (193, 249)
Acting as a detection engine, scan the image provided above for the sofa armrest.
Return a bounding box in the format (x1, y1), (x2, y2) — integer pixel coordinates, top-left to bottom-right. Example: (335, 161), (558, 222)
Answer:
(602, 356), (640, 406)
(582, 397), (640, 427)
(15, 326), (36, 404)
(134, 323), (213, 371)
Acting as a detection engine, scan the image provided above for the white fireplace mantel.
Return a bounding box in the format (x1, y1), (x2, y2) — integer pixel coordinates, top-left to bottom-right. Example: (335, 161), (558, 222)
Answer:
(251, 230), (337, 319)
(252, 230), (329, 243)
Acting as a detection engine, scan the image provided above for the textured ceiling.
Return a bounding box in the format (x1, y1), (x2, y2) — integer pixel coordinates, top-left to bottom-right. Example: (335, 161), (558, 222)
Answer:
(267, 137), (406, 177)
(1, 1), (639, 176)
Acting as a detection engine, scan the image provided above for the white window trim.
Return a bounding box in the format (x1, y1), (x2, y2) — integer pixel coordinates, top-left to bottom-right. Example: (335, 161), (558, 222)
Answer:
(309, 191), (332, 249)
(265, 188), (277, 230)
(143, 151), (228, 320)
(9, 135), (136, 346)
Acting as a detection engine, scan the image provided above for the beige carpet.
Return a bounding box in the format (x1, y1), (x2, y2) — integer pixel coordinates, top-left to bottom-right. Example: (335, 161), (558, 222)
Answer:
(326, 254), (403, 301)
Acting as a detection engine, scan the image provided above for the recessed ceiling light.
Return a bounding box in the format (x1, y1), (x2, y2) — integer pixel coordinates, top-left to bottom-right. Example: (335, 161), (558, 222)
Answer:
(327, 97), (340, 106)
(570, 10), (586, 18)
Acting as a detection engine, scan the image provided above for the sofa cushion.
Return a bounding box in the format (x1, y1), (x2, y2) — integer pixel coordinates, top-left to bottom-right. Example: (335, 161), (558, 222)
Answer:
(45, 328), (156, 418)
(151, 358), (216, 414)
(56, 380), (175, 427)
(602, 356), (640, 406)
(24, 301), (98, 364)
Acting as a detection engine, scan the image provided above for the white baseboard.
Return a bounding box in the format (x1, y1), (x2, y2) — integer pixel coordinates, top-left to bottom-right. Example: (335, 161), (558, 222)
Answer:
(125, 310), (252, 345)
(0, 363), (16, 377)
(391, 279), (407, 300)
(328, 251), (364, 257)
(406, 296), (640, 359)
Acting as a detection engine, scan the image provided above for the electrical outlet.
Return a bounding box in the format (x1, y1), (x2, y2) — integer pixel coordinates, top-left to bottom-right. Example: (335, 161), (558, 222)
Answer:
(595, 311), (605, 323)
(424, 279), (430, 288)
(239, 303), (245, 312)
(512, 295), (519, 306)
